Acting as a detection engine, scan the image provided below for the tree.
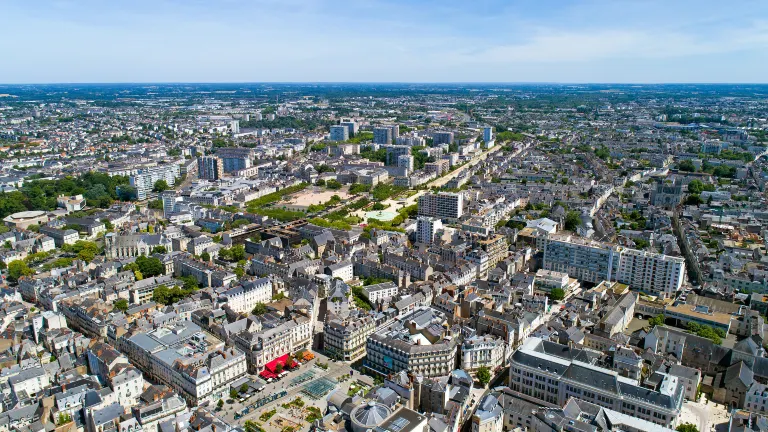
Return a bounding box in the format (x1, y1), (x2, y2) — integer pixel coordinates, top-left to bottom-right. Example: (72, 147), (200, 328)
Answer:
(136, 255), (165, 277)
(116, 185), (137, 201)
(505, 220), (526, 230)
(252, 303), (268, 315)
(648, 314), (665, 327)
(549, 288), (566, 301)
(180, 275), (199, 291)
(326, 179), (342, 190)
(57, 412), (72, 426)
(123, 262), (140, 272)
(685, 194), (703, 206)
(275, 363), (284, 374)
(564, 211), (581, 231)
(78, 248), (96, 263)
(230, 389), (238, 399)
(676, 423), (699, 432)
(63, 240), (100, 263)
(200, 251), (211, 262)
(594, 146), (610, 160)
(239, 383), (249, 393)
(152, 245), (167, 254)
(217, 399), (224, 410)
(113, 299), (129, 312)
(244, 421), (263, 432)
(688, 179), (704, 194)
(153, 180), (169, 193)
(234, 265), (245, 279)
(349, 183), (371, 194)
(678, 160), (696, 172)
(476, 366), (492, 386)
(230, 244), (246, 261)
(7, 260), (34, 283)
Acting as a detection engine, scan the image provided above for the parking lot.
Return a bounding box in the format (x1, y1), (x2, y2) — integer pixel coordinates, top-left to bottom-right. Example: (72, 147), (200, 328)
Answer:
(217, 352), (365, 431)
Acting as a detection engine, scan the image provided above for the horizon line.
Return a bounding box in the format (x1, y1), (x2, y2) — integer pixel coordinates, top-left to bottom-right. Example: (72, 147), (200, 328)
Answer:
(2, 81), (768, 86)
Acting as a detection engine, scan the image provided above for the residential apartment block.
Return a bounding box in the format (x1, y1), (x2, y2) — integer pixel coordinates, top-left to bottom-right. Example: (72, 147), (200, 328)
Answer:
(330, 125), (349, 142)
(543, 235), (685, 298)
(418, 192), (464, 220)
(129, 164), (180, 200)
(198, 156), (223, 180)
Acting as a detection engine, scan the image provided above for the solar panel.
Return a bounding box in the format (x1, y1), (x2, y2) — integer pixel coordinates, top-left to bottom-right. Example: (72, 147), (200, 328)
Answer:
(389, 417), (410, 432)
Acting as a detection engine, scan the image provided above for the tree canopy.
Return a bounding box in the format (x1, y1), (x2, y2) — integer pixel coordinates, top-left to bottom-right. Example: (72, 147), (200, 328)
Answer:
(252, 303), (268, 315)
(564, 211), (581, 231)
(152, 283), (197, 305)
(476, 366), (492, 386)
(676, 423), (699, 432)
(549, 288), (566, 301)
(136, 255), (165, 277)
(648, 314), (665, 327)
(0, 172), (131, 219)
(113, 299), (129, 312)
(7, 260), (34, 283)
(153, 179), (170, 192)
(62, 240), (100, 263)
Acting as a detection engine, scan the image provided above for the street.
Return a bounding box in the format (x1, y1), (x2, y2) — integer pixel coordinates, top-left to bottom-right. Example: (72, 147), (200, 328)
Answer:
(364, 143), (509, 218)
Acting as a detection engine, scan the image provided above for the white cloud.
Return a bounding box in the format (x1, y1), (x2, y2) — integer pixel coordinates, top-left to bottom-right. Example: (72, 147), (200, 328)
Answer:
(447, 22), (768, 66)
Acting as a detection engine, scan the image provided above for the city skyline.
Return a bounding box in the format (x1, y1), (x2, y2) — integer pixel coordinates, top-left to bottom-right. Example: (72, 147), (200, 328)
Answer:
(3, 0), (768, 84)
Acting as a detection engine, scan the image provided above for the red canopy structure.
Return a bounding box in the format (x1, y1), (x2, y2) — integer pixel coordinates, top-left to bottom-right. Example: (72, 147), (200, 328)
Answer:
(260, 354), (297, 378)
(259, 370), (277, 379)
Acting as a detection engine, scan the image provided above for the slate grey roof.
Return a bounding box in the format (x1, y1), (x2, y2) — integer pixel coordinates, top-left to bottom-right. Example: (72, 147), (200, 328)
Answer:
(724, 361), (754, 389)
(668, 364), (700, 381)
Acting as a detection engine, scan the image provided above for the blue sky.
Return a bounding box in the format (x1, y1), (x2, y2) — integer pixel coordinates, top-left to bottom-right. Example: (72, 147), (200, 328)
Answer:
(2, 0), (768, 83)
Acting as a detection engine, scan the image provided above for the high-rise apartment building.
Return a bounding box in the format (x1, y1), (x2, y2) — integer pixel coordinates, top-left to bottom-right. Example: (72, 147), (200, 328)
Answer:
(416, 216), (443, 245)
(330, 125), (349, 142)
(216, 147), (254, 173)
(340, 120), (358, 137)
(374, 127), (393, 145)
(542, 235), (685, 298)
(386, 145), (411, 166)
(129, 164), (180, 200)
(397, 154), (414, 172)
(389, 124), (399, 140)
(418, 192), (464, 220)
(161, 190), (180, 218)
(197, 156), (223, 180)
(433, 131), (454, 145)
(483, 126), (493, 142)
